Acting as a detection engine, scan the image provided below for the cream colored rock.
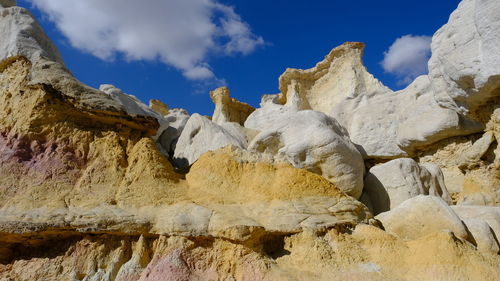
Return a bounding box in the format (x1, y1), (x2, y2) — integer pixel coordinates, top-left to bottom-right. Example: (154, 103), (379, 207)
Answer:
(99, 84), (168, 140)
(419, 162), (452, 202)
(219, 121), (258, 145)
(210, 86), (255, 125)
(244, 94), (298, 131)
(278, 42), (390, 115)
(172, 114), (246, 168)
(417, 117), (499, 206)
(459, 190), (500, 206)
(364, 158), (451, 214)
(429, 0), (500, 115)
(0, 6), (63, 64)
(248, 110), (365, 198)
(149, 99), (169, 116)
(157, 108), (190, 154)
(274, 43), (483, 159)
(462, 218), (500, 255)
(451, 206), (500, 242)
(376, 195), (469, 241)
(457, 131), (496, 169)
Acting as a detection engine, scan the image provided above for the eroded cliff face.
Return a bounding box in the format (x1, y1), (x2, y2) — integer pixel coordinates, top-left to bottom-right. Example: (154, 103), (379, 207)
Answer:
(0, 0), (499, 280)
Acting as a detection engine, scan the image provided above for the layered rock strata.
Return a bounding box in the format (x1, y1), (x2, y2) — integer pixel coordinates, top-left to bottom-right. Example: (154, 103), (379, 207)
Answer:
(0, 0), (499, 280)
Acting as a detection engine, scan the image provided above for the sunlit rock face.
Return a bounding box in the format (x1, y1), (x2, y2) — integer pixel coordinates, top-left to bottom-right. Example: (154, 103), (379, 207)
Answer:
(0, 1), (499, 280)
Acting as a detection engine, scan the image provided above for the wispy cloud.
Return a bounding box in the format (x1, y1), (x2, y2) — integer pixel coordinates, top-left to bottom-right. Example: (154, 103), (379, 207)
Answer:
(381, 34), (431, 85)
(28, 0), (265, 82)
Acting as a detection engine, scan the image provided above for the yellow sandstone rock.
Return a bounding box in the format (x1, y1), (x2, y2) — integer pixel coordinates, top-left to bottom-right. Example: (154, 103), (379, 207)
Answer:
(210, 86), (255, 125)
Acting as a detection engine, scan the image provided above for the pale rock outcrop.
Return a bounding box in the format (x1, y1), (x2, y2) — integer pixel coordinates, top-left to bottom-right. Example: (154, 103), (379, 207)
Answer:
(0, 5), (63, 64)
(149, 99), (169, 116)
(219, 121), (258, 145)
(363, 158), (451, 215)
(457, 131), (496, 169)
(100, 84), (169, 140)
(1, 1), (500, 280)
(451, 206), (500, 242)
(376, 195), (469, 241)
(462, 218), (500, 255)
(157, 108), (190, 155)
(278, 42), (390, 115)
(275, 43), (483, 159)
(173, 114), (246, 168)
(428, 0), (500, 116)
(248, 110), (365, 198)
(244, 94), (298, 131)
(459, 190), (500, 206)
(273, 0), (500, 160)
(210, 86), (255, 125)
(417, 107), (499, 205)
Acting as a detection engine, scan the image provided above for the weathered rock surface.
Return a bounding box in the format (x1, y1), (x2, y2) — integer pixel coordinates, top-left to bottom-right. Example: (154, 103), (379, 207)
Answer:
(418, 108), (499, 205)
(99, 84), (168, 140)
(210, 86), (255, 125)
(278, 42), (390, 115)
(244, 94), (298, 131)
(157, 108), (190, 155)
(2, 222), (498, 281)
(172, 113), (246, 168)
(0, 4), (62, 64)
(0, 0), (499, 280)
(376, 196), (469, 241)
(462, 218), (500, 255)
(451, 206), (500, 242)
(248, 110), (365, 198)
(269, 0), (500, 160)
(428, 0), (500, 116)
(363, 158), (451, 214)
(186, 146), (359, 204)
(277, 47), (484, 159)
(149, 99), (169, 116)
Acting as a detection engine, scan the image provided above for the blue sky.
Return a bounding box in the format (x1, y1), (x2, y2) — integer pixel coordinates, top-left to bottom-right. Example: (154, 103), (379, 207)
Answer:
(18, 0), (461, 116)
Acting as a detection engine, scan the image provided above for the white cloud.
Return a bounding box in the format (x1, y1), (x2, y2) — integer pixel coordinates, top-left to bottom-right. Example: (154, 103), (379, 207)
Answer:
(28, 0), (264, 81)
(381, 34), (432, 85)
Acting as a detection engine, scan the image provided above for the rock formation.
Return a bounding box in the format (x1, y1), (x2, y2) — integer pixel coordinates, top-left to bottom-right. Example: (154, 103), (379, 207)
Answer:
(149, 99), (169, 116)
(248, 110), (365, 198)
(363, 158), (451, 214)
(210, 86), (255, 125)
(428, 0), (500, 116)
(0, 0), (499, 280)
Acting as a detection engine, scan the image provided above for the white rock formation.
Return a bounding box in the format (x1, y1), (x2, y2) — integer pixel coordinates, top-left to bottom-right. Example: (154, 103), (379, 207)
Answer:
(457, 131), (496, 169)
(363, 158), (451, 214)
(376, 195), (469, 241)
(173, 114), (246, 168)
(428, 0), (500, 115)
(244, 94), (298, 131)
(0, 5), (63, 64)
(278, 42), (390, 115)
(266, 0), (500, 160)
(158, 108), (190, 155)
(248, 110), (365, 198)
(99, 84), (169, 139)
(273, 47), (484, 159)
(451, 206), (500, 243)
(462, 218), (500, 255)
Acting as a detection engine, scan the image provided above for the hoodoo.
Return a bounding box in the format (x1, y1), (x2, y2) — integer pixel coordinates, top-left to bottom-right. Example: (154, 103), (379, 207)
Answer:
(0, 0), (498, 280)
